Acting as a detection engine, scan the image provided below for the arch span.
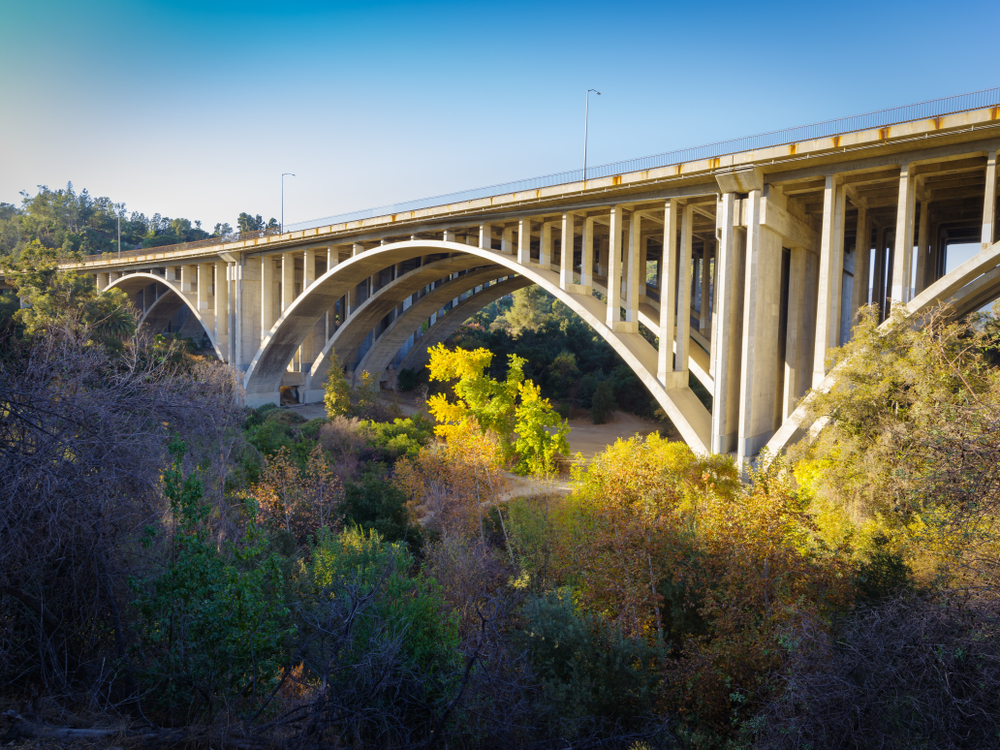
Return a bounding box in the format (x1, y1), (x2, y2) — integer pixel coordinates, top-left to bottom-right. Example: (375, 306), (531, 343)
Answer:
(108, 272), (225, 360)
(765, 239), (1000, 456)
(245, 240), (712, 452)
(306, 263), (518, 399)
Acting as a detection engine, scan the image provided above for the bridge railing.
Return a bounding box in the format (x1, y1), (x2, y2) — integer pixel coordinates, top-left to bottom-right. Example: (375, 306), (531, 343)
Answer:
(78, 87), (1000, 264)
(76, 228), (283, 264)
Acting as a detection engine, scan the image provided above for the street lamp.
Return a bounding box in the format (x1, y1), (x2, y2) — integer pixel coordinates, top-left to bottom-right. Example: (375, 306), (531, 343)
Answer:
(115, 202), (123, 258)
(281, 173), (296, 234)
(583, 89), (601, 182)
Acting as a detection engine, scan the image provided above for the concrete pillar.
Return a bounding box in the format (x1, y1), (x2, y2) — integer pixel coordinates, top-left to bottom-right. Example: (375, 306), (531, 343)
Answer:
(197, 262), (212, 310)
(624, 211), (642, 325)
(215, 260), (229, 351)
(606, 206), (624, 329)
(676, 205), (694, 373)
(783, 247), (808, 420)
(479, 223), (493, 250)
(261, 255), (276, 335)
(914, 202), (930, 296)
(328, 246), (341, 270)
(281, 252), (295, 312)
(502, 226), (515, 255)
(983, 150), (997, 250)
(539, 222), (553, 268)
(443, 229), (456, 243)
(700, 241), (712, 332)
(711, 193), (746, 454)
(738, 188), (783, 464)
(658, 200), (679, 385)
(890, 163), (917, 308)
(97, 272), (110, 291)
(812, 175), (846, 387)
(238, 257), (263, 370)
(560, 212), (575, 290)
(850, 206), (871, 323)
(581, 216), (595, 289)
(352, 243), (364, 257)
(304, 248), (319, 289)
(872, 226), (886, 321)
(518, 218), (532, 265)
(180, 264), (194, 293)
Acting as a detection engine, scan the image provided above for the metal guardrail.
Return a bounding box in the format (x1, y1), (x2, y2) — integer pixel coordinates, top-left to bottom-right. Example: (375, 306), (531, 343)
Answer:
(79, 86), (1000, 263)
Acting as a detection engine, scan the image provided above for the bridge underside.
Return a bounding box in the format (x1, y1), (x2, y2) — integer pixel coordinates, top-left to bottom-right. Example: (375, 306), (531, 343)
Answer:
(81, 109), (1000, 464)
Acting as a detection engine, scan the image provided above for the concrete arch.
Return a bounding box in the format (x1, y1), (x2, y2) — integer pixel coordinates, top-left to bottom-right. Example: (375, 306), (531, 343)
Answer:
(245, 240), (711, 452)
(394, 276), (531, 374)
(306, 264), (518, 400)
(108, 272), (225, 360)
(307, 256), (501, 380)
(765, 239), (1000, 456)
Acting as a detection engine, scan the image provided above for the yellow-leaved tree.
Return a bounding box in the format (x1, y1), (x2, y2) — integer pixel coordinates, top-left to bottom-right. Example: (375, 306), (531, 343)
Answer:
(426, 343), (569, 476)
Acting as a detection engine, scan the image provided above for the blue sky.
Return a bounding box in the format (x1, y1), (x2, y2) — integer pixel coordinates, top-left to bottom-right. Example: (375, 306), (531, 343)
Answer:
(2, 0), (998, 232)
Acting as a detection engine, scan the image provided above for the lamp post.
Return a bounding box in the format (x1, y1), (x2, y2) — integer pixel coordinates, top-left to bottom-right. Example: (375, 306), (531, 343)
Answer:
(115, 203), (122, 258)
(281, 173), (295, 233)
(583, 88), (601, 182)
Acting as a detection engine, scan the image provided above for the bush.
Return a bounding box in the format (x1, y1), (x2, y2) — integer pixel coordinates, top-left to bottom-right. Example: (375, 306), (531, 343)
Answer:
(130, 441), (292, 720)
(342, 473), (423, 551)
(591, 380), (617, 424)
(517, 591), (665, 734)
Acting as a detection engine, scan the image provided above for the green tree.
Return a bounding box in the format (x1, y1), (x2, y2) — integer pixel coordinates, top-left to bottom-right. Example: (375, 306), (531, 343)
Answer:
(323, 351), (352, 418)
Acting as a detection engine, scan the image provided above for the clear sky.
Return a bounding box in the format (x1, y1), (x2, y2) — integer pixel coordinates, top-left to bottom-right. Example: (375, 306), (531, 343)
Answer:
(2, 0), (998, 232)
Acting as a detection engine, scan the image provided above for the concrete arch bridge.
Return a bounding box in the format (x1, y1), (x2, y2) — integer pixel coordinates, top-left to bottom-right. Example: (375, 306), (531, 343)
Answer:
(64, 94), (1000, 465)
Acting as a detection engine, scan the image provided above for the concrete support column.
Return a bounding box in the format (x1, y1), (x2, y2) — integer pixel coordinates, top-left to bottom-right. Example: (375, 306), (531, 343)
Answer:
(738, 188), (783, 464)
(443, 229), (456, 243)
(261, 255), (276, 335)
(304, 248), (319, 289)
(625, 212), (642, 325)
(639, 236), (650, 302)
(479, 223), (493, 250)
(710, 193), (746, 454)
(97, 272), (110, 291)
(502, 226), (515, 255)
(581, 216), (595, 289)
(180, 264), (194, 293)
(983, 150), (997, 249)
(700, 241), (712, 332)
(890, 163), (917, 308)
(540, 222), (554, 268)
(238, 258), (262, 370)
(197, 262), (212, 310)
(914, 202), (930, 295)
(783, 247), (808, 420)
(215, 260), (229, 350)
(352, 243), (364, 257)
(605, 206), (624, 329)
(517, 218), (532, 265)
(281, 252), (295, 312)
(658, 200), (679, 384)
(850, 206), (871, 323)
(328, 246), (340, 270)
(560, 212), (575, 290)
(812, 175), (846, 386)
(872, 226), (886, 320)
(676, 205), (694, 373)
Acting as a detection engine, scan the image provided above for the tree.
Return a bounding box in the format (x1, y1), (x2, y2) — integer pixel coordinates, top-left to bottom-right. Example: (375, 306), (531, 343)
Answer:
(323, 351), (351, 418)
(426, 343), (570, 475)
